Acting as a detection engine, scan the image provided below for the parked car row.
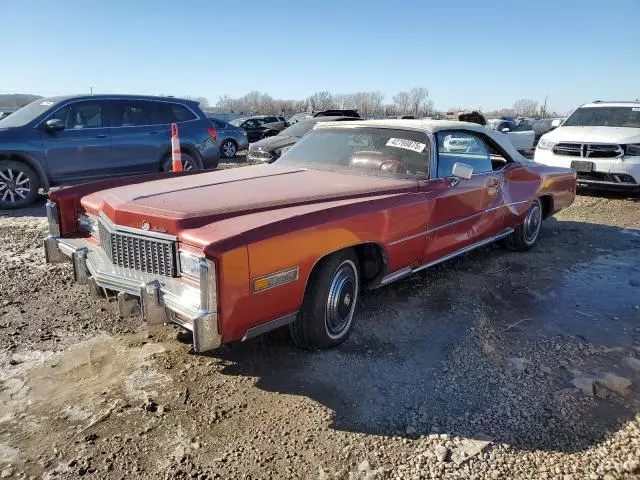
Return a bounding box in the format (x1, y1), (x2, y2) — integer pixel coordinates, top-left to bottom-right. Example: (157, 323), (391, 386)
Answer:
(43, 118), (577, 352)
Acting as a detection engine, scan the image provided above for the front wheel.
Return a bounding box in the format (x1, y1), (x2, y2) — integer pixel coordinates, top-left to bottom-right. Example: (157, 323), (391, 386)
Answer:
(503, 199), (543, 251)
(290, 249), (360, 349)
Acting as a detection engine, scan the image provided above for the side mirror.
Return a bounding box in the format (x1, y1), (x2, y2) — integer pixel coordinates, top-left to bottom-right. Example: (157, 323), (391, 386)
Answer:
(43, 118), (65, 132)
(452, 162), (474, 180)
(551, 119), (561, 127)
(501, 127), (511, 133)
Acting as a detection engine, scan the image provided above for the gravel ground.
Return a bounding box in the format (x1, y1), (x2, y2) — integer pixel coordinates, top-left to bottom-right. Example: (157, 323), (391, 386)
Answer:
(0, 190), (639, 479)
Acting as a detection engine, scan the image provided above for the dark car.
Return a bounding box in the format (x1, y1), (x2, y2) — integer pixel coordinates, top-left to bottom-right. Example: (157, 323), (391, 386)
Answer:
(287, 109), (361, 125)
(531, 118), (562, 145)
(207, 117), (249, 158)
(0, 109), (17, 121)
(247, 116), (361, 163)
(229, 115), (285, 143)
(0, 94), (220, 208)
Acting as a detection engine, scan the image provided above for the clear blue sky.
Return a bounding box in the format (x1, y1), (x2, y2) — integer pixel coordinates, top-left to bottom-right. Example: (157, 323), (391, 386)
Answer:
(2, 0), (639, 114)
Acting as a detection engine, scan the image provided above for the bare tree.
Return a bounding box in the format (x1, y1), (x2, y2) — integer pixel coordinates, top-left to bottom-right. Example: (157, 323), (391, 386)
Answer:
(307, 91), (334, 111)
(393, 91), (411, 115)
(513, 99), (538, 117)
(408, 87), (428, 116)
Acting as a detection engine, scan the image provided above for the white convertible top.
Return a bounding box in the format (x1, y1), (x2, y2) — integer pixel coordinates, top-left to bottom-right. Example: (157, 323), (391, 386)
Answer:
(315, 119), (491, 134)
(314, 119), (529, 161)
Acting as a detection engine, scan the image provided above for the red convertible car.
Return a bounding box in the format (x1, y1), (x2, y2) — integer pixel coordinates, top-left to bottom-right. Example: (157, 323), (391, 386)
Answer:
(44, 120), (576, 351)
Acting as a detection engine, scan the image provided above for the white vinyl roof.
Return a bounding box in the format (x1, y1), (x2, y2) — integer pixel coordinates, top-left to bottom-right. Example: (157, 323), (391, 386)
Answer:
(314, 119), (529, 161)
(580, 102), (640, 108)
(315, 119), (493, 135)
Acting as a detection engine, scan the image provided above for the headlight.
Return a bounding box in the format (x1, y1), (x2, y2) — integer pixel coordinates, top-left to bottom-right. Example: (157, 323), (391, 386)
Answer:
(537, 138), (557, 150)
(77, 212), (99, 237)
(275, 146), (292, 157)
(624, 144), (640, 157)
(179, 250), (202, 279)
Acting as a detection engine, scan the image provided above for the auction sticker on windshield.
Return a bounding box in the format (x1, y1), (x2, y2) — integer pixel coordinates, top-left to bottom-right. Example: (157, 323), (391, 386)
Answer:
(386, 138), (426, 153)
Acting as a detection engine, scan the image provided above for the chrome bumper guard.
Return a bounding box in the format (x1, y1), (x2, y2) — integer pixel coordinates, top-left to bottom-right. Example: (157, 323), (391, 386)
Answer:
(43, 204), (221, 352)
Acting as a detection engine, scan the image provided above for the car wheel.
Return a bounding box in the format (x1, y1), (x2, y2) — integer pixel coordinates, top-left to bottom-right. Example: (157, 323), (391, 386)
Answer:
(290, 249), (359, 349)
(0, 160), (40, 209)
(161, 152), (201, 172)
(504, 198), (543, 251)
(220, 140), (237, 158)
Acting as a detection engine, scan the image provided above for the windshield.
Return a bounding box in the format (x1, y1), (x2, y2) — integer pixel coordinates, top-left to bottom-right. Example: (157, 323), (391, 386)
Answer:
(276, 127), (430, 179)
(563, 106), (640, 128)
(486, 119), (500, 130)
(229, 118), (245, 127)
(0, 98), (61, 128)
(278, 120), (316, 138)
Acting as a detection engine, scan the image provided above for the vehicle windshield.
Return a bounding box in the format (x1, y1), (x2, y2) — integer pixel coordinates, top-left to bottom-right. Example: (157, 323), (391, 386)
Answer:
(278, 120), (317, 138)
(0, 98), (61, 128)
(229, 118), (245, 127)
(486, 119), (500, 130)
(563, 106), (640, 128)
(276, 127), (430, 179)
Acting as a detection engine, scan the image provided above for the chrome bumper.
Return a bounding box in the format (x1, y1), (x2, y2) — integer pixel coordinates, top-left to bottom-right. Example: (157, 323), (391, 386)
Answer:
(43, 203), (221, 352)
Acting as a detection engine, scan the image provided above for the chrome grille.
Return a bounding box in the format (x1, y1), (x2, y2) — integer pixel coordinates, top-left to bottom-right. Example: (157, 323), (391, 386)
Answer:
(553, 142), (623, 158)
(98, 220), (177, 277)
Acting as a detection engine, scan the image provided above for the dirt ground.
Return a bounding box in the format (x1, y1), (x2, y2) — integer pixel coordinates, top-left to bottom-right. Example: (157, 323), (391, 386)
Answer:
(0, 190), (639, 480)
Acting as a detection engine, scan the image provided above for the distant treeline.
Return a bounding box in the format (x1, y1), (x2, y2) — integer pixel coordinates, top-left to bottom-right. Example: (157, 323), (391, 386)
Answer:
(0, 94), (43, 109)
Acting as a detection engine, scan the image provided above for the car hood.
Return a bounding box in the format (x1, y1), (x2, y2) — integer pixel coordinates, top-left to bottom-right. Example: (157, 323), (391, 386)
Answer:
(542, 126), (640, 144)
(249, 135), (297, 151)
(80, 164), (416, 244)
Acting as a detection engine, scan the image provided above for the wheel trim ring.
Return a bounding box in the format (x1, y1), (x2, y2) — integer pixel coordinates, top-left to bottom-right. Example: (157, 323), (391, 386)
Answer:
(325, 260), (358, 340)
(0, 168), (30, 203)
(523, 202), (542, 244)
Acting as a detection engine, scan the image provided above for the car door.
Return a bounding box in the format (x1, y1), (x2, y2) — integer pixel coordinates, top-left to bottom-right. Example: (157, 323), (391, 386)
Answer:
(40, 100), (113, 183)
(422, 130), (506, 263)
(107, 99), (168, 174)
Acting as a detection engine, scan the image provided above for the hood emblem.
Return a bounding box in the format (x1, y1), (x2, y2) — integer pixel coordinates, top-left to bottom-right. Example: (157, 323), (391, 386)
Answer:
(141, 221), (151, 231)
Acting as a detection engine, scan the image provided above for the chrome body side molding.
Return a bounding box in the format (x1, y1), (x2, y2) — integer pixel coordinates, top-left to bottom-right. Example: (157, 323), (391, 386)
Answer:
(377, 228), (514, 287)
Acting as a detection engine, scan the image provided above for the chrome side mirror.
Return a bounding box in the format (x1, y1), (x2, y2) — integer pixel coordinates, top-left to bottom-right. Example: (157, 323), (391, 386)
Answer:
(501, 127), (510, 133)
(452, 162), (473, 180)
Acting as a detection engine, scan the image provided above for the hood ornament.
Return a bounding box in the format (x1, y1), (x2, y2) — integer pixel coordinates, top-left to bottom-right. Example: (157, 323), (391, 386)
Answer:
(141, 221), (151, 231)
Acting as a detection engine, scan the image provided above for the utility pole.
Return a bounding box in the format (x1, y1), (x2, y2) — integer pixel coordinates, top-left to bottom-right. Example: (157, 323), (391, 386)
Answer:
(90, 86), (93, 95)
(542, 95), (548, 118)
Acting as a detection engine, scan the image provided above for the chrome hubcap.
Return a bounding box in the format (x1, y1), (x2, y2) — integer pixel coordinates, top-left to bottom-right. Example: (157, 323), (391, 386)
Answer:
(0, 168), (30, 204)
(326, 260), (358, 339)
(183, 159), (194, 171)
(524, 202), (542, 244)
(223, 142), (236, 157)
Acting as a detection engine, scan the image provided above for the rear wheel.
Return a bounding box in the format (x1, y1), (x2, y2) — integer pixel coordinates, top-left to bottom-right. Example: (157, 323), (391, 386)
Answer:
(0, 160), (40, 209)
(504, 198), (543, 251)
(220, 140), (237, 158)
(290, 249), (360, 349)
(161, 152), (201, 172)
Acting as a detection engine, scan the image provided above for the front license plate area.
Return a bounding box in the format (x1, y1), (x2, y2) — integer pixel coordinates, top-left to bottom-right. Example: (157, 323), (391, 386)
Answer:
(571, 160), (594, 173)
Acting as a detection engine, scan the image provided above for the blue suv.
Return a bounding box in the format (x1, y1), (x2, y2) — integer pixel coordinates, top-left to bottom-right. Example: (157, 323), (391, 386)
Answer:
(0, 94), (220, 208)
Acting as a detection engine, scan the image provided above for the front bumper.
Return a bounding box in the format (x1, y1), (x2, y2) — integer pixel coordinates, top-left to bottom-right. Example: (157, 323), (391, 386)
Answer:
(43, 203), (221, 352)
(534, 149), (640, 192)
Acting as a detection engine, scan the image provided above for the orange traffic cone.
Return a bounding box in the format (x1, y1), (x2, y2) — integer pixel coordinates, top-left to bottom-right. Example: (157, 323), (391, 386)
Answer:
(171, 123), (182, 172)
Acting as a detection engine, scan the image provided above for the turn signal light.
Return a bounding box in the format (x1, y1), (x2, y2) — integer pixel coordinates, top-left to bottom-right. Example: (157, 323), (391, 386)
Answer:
(252, 267), (299, 293)
(207, 128), (217, 139)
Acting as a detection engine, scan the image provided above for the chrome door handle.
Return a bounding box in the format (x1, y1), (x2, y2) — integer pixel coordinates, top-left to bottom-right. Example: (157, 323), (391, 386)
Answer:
(94, 134), (107, 139)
